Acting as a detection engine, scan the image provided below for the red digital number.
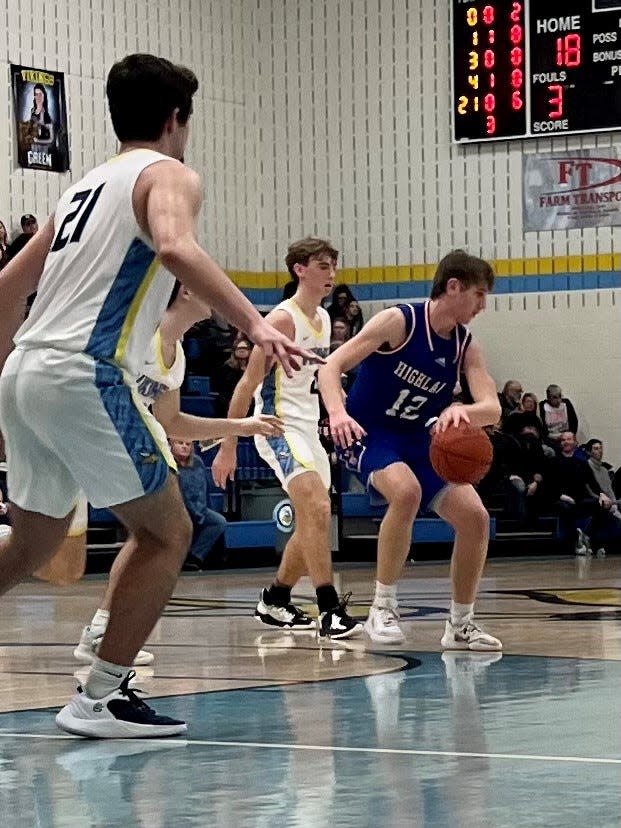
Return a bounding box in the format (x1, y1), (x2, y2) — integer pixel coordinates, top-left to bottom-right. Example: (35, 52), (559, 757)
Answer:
(510, 2), (522, 23)
(556, 34), (581, 68)
(484, 93), (495, 113)
(488, 29), (495, 44)
(510, 24), (522, 45)
(482, 5), (495, 25)
(489, 72), (496, 88)
(548, 85), (563, 119)
(510, 47), (523, 67)
(486, 115), (496, 136)
(512, 90), (523, 111)
(511, 69), (523, 89)
(484, 49), (495, 69)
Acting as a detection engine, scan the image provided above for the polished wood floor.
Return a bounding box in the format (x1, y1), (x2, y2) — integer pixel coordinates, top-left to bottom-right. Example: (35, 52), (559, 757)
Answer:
(0, 554), (619, 713)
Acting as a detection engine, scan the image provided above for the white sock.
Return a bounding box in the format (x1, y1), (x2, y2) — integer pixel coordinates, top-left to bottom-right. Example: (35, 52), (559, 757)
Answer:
(450, 601), (474, 626)
(373, 581), (398, 611)
(89, 608), (110, 632)
(84, 656), (131, 699)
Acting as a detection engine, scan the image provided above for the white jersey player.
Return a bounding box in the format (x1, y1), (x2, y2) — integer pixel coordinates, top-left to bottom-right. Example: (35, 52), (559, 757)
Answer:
(0, 53), (314, 739)
(213, 237), (362, 640)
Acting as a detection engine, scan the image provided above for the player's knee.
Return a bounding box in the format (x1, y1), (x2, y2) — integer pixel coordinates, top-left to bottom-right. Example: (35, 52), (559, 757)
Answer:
(390, 481), (422, 516)
(457, 501), (489, 535)
(313, 496), (332, 528)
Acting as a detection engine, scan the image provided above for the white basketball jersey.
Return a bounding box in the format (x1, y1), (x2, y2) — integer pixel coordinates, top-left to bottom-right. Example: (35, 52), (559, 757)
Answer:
(15, 148), (176, 378)
(254, 299), (330, 428)
(133, 330), (186, 406)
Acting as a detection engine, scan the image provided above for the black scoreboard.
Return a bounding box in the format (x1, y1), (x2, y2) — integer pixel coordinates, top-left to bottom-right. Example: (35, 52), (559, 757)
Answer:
(452, 0), (621, 141)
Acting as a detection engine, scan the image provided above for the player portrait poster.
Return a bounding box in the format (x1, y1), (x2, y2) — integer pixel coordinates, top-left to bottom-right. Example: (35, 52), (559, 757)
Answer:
(11, 64), (70, 172)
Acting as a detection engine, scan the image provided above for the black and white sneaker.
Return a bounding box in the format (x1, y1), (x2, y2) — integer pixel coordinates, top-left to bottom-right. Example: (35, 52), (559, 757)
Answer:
(55, 672), (187, 739)
(254, 588), (316, 631)
(318, 593), (363, 640)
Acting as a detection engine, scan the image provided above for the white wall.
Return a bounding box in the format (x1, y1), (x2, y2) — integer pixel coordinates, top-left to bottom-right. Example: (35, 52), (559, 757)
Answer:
(0, 0), (259, 270)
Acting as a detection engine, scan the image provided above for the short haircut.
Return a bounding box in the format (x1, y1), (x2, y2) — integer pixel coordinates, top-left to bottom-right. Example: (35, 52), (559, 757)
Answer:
(584, 439), (602, 453)
(546, 384), (562, 397)
(106, 54), (198, 142)
(284, 236), (339, 282)
(430, 249), (495, 299)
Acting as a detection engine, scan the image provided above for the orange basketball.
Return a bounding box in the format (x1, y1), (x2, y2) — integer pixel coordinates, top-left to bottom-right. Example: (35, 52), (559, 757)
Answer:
(430, 422), (493, 485)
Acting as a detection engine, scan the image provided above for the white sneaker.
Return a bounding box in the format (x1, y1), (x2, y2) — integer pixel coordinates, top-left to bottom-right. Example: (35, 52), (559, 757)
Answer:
(441, 619), (502, 652)
(73, 626), (155, 666)
(364, 605), (405, 644)
(56, 671), (187, 739)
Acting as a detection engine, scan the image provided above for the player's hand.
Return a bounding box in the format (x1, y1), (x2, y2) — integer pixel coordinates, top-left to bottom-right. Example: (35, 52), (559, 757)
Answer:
(238, 415), (285, 438)
(435, 404), (471, 433)
(328, 410), (366, 448)
(247, 318), (325, 379)
(599, 493), (613, 510)
(212, 444), (237, 489)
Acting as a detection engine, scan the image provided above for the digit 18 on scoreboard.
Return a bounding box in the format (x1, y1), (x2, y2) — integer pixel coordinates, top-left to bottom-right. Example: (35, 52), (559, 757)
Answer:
(452, 0), (621, 142)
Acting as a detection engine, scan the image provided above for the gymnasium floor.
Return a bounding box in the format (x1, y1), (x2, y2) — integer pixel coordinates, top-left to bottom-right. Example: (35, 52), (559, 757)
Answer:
(0, 556), (619, 827)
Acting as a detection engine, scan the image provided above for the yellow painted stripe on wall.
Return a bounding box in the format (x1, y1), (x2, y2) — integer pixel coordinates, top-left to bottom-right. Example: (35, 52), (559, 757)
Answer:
(227, 255), (619, 289)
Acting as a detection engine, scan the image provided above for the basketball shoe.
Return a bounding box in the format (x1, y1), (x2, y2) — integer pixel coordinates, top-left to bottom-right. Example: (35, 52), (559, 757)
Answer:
(318, 593), (363, 639)
(254, 589), (316, 631)
(441, 619), (502, 651)
(364, 604), (406, 644)
(73, 626), (154, 666)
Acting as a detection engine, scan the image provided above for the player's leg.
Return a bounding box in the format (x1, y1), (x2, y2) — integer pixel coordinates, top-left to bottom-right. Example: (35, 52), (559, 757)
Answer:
(73, 535), (156, 667)
(434, 484), (502, 651)
(254, 432), (361, 638)
(365, 462), (422, 643)
(56, 473), (192, 738)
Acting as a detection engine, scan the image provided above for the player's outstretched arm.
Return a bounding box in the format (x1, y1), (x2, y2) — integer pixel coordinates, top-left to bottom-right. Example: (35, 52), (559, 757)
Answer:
(318, 307), (405, 447)
(441, 339), (500, 430)
(0, 217), (54, 371)
(152, 387), (284, 442)
(134, 162), (322, 377)
(210, 314), (289, 488)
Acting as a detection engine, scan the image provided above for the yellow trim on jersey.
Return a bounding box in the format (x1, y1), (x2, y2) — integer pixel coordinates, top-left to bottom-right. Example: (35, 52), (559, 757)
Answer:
(285, 432), (314, 469)
(130, 388), (177, 470)
(289, 298), (324, 340)
(114, 256), (161, 365)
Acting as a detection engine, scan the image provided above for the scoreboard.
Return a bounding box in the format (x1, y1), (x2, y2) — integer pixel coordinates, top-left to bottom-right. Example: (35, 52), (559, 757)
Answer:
(452, 0), (621, 141)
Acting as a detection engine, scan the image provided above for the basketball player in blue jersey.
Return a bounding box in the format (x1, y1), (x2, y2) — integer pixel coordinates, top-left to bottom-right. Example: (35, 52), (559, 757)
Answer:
(0, 54), (320, 739)
(318, 250), (503, 650)
(212, 237), (362, 639)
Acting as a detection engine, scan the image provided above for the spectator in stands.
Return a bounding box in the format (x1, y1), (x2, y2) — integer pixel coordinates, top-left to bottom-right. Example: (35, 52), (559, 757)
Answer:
(539, 385), (578, 451)
(345, 299), (364, 336)
(520, 392), (538, 415)
(6, 214), (38, 261)
(0, 221), (9, 270)
(549, 432), (620, 553)
(212, 337), (253, 416)
(169, 438), (227, 570)
(326, 284), (355, 321)
(503, 418), (549, 525)
(584, 439), (621, 521)
(331, 317), (351, 344)
(498, 380), (522, 427)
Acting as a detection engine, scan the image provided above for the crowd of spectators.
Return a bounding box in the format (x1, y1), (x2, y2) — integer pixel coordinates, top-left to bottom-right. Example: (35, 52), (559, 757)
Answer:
(476, 380), (621, 555)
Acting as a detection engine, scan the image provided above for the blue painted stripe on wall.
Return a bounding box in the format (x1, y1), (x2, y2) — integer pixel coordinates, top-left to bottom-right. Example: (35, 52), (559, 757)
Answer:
(244, 271), (621, 307)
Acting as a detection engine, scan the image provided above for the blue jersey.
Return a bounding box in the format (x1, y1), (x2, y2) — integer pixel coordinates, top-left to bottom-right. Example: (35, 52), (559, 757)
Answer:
(346, 302), (471, 435)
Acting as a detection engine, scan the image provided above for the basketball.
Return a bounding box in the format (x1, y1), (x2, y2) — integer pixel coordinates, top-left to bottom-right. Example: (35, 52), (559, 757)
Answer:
(430, 422), (493, 485)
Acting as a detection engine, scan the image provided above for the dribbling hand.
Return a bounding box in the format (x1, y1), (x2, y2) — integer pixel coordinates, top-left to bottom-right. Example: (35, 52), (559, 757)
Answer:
(435, 404), (471, 433)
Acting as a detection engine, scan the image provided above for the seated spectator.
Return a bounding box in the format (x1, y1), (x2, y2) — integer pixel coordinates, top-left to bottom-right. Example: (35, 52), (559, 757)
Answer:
(345, 299), (364, 336)
(212, 336), (253, 416)
(548, 432), (621, 553)
(331, 317), (351, 344)
(6, 214), (38, 261)
(0, 221), (9, 269)
(539, 385), (578, 451)
(326, 284), (356, 321)
(584, 439), (621, 521)
(169, 438), (227, 570)
(498, 380), (523, 428)
(504, 421), (550, 525)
